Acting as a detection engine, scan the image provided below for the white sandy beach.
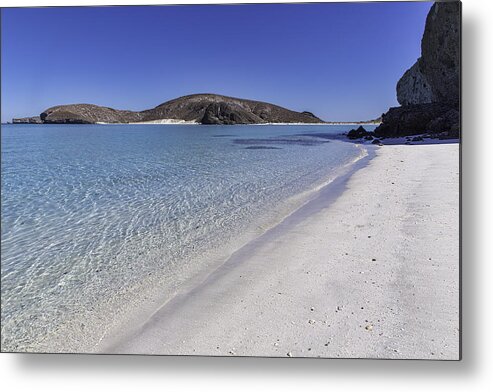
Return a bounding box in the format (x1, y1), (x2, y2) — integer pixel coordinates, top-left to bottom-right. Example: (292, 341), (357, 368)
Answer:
(103, 142), (459, 359)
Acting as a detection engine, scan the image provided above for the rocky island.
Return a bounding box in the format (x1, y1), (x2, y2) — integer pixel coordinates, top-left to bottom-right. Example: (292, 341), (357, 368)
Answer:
(12, 94), (324, 125)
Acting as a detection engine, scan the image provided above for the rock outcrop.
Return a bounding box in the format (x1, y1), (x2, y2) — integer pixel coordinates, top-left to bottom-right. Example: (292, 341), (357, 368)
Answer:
(12, 116), (43, 124)
(374, 2), (460, 138)
(396, 62), (434, 106)
(374, 103), (459, 138)
(16, 94), (324, 125)
(347, 126), (373, 140)
(200, 101), (260, 125)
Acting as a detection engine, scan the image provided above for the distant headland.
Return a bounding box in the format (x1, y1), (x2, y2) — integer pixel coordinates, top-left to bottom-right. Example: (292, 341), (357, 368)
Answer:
(12, 94), (328, 126)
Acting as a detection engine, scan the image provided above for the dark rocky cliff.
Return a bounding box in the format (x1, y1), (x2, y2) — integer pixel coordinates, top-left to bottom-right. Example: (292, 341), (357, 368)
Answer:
(17, 94), (323, 125)
(374, 2), (460, 138)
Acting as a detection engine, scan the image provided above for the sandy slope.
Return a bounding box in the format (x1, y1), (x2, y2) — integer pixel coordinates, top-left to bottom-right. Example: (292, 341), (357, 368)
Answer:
(104, 143), (460, 359)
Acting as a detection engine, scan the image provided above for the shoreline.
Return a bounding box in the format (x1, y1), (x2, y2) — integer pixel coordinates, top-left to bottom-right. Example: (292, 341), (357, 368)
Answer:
(31, 140), (369, 354)
(5, 122), (379, 126)
(92, 144), (374, 354)
(102, 142), (459, 359)
(95, 122), (332, 126)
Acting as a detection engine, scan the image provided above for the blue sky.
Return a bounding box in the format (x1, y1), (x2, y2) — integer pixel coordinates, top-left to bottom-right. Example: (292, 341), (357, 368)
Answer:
(1, 2), (432, 122)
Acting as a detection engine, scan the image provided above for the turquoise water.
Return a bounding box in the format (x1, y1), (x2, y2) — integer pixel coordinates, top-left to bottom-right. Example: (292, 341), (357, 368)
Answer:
(1, 123), (374, 351)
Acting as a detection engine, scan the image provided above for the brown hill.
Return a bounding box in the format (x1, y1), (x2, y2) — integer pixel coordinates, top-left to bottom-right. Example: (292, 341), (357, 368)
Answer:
(29, 94), (324, 125)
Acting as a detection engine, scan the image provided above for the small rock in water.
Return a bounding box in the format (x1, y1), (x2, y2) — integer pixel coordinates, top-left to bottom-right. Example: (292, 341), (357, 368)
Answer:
(310, 307), (315, 311)
(308, 319), (316, 325)
(365, 324), (374, 331)
(274, 342), (279, 347)
(347, 126), (371, 140)
(287, 352), (293, 357)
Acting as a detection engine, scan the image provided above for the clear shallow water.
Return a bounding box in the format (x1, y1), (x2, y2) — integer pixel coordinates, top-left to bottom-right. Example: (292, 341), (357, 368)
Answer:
(1, 123), (374, 351)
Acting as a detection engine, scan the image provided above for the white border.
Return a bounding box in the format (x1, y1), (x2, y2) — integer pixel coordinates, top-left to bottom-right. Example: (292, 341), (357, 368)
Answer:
(1, 0), (492, 391)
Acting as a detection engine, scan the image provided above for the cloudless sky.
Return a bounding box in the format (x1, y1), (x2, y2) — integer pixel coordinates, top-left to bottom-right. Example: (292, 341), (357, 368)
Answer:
(1, 2), (432, 123)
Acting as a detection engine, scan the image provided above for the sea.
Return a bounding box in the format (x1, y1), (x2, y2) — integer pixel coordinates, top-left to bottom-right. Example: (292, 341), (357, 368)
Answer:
(1, 123), (376, 352)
